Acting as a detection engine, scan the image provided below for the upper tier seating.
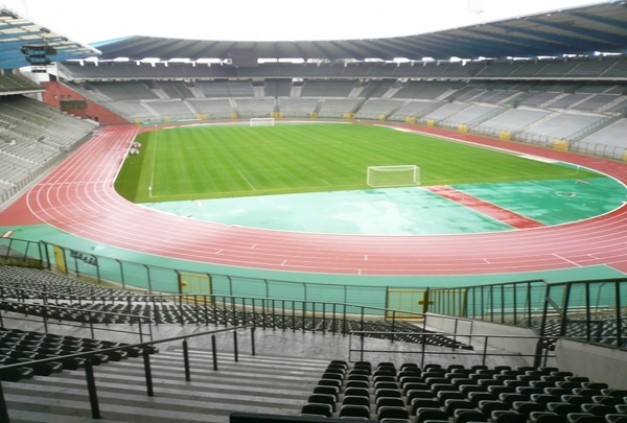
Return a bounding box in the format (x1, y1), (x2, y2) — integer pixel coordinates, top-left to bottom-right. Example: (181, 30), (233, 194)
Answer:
(0, 96), (97, 203)
(0, 73), (41, 93)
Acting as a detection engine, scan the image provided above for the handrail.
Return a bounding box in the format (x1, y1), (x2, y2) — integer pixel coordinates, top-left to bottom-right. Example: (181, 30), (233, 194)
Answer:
(0, 324), (254, 422)
(348, 330), (557, 368)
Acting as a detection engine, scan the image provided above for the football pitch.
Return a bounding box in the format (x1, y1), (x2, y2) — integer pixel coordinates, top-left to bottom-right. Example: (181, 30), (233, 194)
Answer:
(114, 123), (600, 203)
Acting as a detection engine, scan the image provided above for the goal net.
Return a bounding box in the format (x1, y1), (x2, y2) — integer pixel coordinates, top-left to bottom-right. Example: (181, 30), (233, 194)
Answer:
(249, 117), (275, 127)
(367, 165), (421, 188)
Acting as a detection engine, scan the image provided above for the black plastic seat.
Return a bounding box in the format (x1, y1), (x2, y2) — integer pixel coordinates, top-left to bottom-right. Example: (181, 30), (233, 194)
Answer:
(478, 399), (510, 415)
(453, 409), (489, 423)
(339, 404), (371, 419)
(512, 400), (545, 416)
(491, 410), (527, 423)
(532, 393), (561, 405)
(307, 393), (336, 412)
(313, 384), (339, 400)
(344, 387), (370, 399)
(378, 405), (409, 420)
(606, 414), (627, 423)
(319, 378), (342, 388)
(416, 407), (448, 423)
(591, 395), (624, 405)
(343, 395), (370, 407)
(444, 399), (474, 416)
(580, 403), (616, 416)
(374, 381), (399, 391)
(374, 375), (397, 384)
(346, 380), (369, 389)
(546, 402), (581, 415)
(566, 413), (605, 423)
(376, 396), (404, 411)
(437, 390), (465, 404)
(301, 402), (332, 418)
(402, 382), (428, 395)
(499, 392), (528, 406)
(375, 388), (401, 400)
(406, 389), (436, 404)
(410, 398), (441, 414)
(561, 395), (590, 404)
(529, 411), (568, 423)
(467, 391), (498, 406)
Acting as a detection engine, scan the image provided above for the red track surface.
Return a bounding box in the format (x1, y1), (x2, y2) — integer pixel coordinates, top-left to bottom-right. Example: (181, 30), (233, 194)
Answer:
(426, 186), (544, 230)
(2, 123), (627, 276)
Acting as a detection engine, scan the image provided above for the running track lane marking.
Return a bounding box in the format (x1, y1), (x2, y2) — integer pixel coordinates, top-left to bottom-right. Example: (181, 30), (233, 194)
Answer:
(426, 185), (544, 230)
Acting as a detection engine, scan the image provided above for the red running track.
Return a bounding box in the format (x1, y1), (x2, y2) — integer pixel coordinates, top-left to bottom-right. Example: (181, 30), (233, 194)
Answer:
(2, 123), (627, 276)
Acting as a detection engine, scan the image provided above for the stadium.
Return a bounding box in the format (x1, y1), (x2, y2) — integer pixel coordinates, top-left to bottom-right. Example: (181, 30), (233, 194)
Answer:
(0, 1), (626, 422)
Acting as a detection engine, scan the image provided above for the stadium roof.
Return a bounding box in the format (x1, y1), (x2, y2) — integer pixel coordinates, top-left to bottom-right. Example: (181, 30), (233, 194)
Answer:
(0, 7), (100, 69)
(94, 1), (627, 63)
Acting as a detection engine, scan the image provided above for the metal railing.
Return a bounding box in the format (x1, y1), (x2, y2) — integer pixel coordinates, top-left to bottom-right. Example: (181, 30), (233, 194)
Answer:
(0, 284), (425, 334)
(2, 243), (626, 349)
(426, 278), (627, 350)
(348, 330), (557, 368)
(0, 299), (153, 343)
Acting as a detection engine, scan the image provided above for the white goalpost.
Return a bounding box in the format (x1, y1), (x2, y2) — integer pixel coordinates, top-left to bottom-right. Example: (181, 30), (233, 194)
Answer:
(249, 117), (275, 127)
(367, 165), (421, 188)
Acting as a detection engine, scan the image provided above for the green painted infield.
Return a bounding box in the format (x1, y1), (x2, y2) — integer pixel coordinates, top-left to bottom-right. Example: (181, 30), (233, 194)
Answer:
(143, 177), (625, 234)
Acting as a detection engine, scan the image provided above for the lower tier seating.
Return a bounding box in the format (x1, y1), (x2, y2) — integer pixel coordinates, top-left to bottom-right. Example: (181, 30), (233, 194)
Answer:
(301, 361), (627, 423)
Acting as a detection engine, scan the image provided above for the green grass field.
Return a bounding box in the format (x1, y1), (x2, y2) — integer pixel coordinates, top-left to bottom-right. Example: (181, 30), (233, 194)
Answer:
(114, 123), (600, 203)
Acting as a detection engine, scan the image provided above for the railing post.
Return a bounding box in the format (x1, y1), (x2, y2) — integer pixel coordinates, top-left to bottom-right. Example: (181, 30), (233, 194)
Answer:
(482, 336), (489, 366)
(143, 264), (152, 295)
(0, 379), (11, 423)
(271, 299), (276, 330)
(281, 300), (286, 331)
(360, 331), (364, 362)
(251, 327), (256, 356)
(84, 359), (102, 419)
(183, 338), (191, 381)
(211, 334), (218, 371)
(143, 348), (154, 397)
(341, 304), (348, 336)
(233, 331), (239, 362)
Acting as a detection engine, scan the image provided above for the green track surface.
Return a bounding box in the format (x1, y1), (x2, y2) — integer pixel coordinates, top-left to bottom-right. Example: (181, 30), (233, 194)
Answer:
(115, 124), (600, 203)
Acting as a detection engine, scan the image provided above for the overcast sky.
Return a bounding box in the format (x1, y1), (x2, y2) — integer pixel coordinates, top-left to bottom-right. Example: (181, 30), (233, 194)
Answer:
(0, 0), (607, 45)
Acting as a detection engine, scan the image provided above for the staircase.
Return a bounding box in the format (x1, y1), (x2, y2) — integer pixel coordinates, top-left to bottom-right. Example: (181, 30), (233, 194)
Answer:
(2, 348), (328, 423)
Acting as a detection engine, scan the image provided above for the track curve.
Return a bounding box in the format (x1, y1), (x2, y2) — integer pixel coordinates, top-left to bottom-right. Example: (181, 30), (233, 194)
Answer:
(9, 123), (627, 276)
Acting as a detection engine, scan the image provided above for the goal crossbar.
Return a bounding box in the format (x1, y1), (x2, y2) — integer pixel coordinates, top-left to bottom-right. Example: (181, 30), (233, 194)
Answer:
(249, 117), (275, 127)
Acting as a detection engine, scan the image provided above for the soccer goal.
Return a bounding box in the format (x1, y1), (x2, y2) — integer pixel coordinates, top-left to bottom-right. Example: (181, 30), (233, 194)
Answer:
(249, 117), (275, 127)
(367, 165), (421, 188)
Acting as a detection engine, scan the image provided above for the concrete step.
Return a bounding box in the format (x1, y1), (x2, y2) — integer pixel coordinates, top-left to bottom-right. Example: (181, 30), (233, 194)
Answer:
(3, 349), (330, 423)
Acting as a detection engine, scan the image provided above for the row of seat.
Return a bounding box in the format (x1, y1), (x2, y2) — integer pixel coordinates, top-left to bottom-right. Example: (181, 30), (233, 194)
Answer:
(0, 327), (157, 382)
(300, 361), (627, 423)
(1, 267), (471, 349)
